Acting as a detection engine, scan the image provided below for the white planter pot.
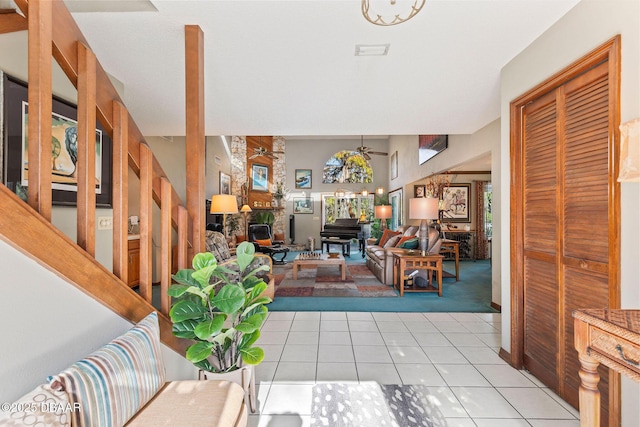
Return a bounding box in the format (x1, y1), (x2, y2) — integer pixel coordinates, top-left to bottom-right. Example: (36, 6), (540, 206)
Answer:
(199, 365), (256, 413)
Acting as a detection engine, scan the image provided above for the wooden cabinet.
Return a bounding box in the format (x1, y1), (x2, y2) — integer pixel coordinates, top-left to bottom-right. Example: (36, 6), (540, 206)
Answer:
(127, 237), (140, 288)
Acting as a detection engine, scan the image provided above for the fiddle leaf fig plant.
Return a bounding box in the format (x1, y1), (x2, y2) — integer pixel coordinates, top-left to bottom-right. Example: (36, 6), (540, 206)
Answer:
(168, 241), (272, 373)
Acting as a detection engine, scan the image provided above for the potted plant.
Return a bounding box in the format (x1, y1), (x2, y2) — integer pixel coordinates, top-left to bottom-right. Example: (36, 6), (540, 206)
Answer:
(168, 242), (271, 410)
(253, 210), (275, 228)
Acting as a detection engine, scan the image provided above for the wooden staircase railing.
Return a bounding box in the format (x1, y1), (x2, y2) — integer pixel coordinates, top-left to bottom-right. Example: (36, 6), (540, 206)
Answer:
(0, 0), (202, 357)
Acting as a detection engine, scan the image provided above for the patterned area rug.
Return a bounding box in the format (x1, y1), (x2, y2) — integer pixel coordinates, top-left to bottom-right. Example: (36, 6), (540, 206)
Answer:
(310, 383), (446, 427)
(273, 263), (397, 298)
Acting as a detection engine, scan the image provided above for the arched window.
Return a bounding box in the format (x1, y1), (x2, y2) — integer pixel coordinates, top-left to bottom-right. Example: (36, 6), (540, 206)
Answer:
(322, 151), (373, 183)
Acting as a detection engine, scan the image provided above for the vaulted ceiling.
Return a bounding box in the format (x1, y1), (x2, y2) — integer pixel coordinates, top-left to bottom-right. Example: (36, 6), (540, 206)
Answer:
(61, 1), (579, 137)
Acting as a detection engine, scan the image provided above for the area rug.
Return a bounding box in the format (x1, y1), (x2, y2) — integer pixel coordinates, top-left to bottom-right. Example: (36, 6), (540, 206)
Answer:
(310, 383), (447, 427)
(273, 263), (397, 298)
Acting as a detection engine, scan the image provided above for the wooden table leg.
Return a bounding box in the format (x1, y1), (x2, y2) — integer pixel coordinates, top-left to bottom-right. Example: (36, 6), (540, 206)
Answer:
(341, 262), (346, 280)
(437, 259), (443, 297)
(454, 245), (459, 281)
(292, 263), (298, 280)
(574, 319), (601, 427)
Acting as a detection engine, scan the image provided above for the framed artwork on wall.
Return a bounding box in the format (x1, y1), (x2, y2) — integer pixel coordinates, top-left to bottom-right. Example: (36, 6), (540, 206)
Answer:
(295, 169), (312, 189)
(390, 151), (398, 180)
(251, 163), (269, 192)
(414, 184), (426, 198)
(419, 135), (448, 165)
(388, 187), (403, 230)
(441, 183), (471, 223)
(293, 197), (313, 214)
(219, 171), (231, 195)
(2, 73), (113, 207)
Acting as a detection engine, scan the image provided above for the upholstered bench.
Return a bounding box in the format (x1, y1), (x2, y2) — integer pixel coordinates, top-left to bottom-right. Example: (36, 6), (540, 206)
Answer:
(0, 312), (247, 427)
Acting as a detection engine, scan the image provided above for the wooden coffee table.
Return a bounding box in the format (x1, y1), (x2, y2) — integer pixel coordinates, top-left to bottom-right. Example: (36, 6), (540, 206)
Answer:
(292, 253), (347, 280)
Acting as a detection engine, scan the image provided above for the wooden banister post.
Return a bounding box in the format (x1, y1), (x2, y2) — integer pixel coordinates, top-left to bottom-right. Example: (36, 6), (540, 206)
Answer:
(76, 42), (97, 255)
(185, 25), (206, 258)
(139, 144), (154, 302)
(26, 0), (53, 220)
(160, 177), (172, 315)
(112, 101), (129, 283)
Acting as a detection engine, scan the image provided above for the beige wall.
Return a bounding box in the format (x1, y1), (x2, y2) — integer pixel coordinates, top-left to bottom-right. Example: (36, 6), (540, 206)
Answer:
(500, 0), (640, 424)
(283, 137), (389, 247)
(388, 119), (500, 304)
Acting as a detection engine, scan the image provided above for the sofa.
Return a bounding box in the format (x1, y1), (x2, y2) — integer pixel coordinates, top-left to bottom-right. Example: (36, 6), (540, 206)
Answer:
(365, 225), (442, 285)
(0, 312), (247, 427)
(206, 230), (275, 300)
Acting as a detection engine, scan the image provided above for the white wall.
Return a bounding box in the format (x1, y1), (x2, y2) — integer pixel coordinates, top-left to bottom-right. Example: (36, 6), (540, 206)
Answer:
(500, 0), (640, 424)
(0, 239), (196, 402)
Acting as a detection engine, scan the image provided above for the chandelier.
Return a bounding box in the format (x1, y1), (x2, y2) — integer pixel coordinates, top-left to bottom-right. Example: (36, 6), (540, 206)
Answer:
(361, 0), (426, 26)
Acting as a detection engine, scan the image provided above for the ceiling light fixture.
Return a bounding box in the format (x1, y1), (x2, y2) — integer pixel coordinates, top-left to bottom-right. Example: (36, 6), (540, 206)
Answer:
(361, 0), (425, 26)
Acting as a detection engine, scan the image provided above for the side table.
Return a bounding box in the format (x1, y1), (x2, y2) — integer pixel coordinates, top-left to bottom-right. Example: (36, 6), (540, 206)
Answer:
(392, 252), (444, 297)
(440, 239), (460, 281)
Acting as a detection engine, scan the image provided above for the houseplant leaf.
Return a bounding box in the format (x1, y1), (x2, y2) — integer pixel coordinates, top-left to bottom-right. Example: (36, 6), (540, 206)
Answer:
(171, 269), (199, 287)
(235, 241), (255, 272)
(240, 346), (264, 365)
(186, 341), (214, 363)
(210, 285), (245, 314)
(192, 252), (217, 270)
(167, 283), (192, 298)
(239, 329), (260, 349)
(194, 315), (226, 340)
(235, 313), (263, 333)
(192, 265), (218, 288)
(171, 319), (200, 339)
(169, 300), (207, 323)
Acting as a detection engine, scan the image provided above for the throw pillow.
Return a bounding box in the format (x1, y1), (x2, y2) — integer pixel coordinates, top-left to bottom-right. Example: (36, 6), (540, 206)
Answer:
(378, 229), (401, 247)
(398, 237), (419, 249)
(0, 384), (72, 426)
(383, 234), (403, 248)
(48, 312), (165, 427)
(395, 236), (414, 247)
(255, 238), (272, 246)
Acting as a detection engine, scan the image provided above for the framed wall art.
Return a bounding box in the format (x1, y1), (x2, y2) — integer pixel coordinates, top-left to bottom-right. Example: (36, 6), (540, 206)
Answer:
(2, 74), (112, 207)
(441, 183), (471, 222)
(219, 171), (231, 195)
(390, 151), (398, 180)
(293, 197), (313, 214)
(414, 184), (426, 198)
(251, 163), (269, 192)
(388, 187), (403, 230)
(419, 135), (448, 165)
(295, 169), (312, 189)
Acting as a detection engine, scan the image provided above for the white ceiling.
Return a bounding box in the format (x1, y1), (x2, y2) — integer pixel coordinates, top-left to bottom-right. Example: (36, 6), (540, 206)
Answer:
(62, 0), (580, 138)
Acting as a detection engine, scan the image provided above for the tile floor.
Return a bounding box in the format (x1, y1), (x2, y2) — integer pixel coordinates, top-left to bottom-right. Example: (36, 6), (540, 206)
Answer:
(248, 311), (580, 427)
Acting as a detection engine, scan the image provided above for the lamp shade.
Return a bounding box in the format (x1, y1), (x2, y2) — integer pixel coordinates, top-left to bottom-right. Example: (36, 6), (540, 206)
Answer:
(409, 197), (439, 220)
(240, 204), (252, 213)
(374, 205), (392, 219)
(210, 194), (238, 214)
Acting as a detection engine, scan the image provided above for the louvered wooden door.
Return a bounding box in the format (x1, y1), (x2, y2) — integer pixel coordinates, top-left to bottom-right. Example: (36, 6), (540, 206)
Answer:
(521, 59), (616, 426)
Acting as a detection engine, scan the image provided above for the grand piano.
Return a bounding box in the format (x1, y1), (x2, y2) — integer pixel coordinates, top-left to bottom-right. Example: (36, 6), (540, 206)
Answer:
(320, 218), (369, 258)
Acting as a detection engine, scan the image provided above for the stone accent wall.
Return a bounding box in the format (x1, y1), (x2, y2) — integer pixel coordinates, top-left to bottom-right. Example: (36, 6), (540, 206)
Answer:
(230, 136), (287, 239)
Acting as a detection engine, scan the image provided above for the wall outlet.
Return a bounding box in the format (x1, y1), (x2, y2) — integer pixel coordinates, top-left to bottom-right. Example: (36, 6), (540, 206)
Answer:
(98, 216), (113, 230)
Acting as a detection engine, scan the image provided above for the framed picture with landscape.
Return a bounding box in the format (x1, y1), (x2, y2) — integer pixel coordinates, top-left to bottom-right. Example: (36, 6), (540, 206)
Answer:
(219, 171), (231, 195)
(2, 73), (112, 207)
(441, 183), (470, 223)
(293, 197), (313, 214)
(388, 187), (403, 230)
(295, 169), (312, 189)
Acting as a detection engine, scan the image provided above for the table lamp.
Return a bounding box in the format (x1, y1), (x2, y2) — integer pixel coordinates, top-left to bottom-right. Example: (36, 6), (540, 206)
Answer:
(409, 197), (439, 256)
(374, 205), (392, 231)
(210, 194), (238, 237)
(240, 204), (252, 239)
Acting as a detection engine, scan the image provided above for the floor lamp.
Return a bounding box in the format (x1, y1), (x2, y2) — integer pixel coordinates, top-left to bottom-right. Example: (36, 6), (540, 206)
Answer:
(210, 194), (238, 238)
(240, 204), (252, 240)
(409, 197), (439, 256)
(374, 205), (392, 231)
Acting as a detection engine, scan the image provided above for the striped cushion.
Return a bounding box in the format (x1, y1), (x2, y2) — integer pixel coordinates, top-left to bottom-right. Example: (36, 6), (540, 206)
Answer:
(48, 312), (165, 427)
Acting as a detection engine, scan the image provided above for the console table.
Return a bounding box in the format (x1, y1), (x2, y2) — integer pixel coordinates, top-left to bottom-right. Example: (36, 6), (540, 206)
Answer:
(442, 230), (475, 260)
(440, 239), (459, 281)
(573, 309), (640, 427)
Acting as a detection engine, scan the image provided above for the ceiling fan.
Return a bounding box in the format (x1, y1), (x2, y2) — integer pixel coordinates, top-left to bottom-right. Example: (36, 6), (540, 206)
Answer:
(355, 136), (388, 160)
(249, 146), (284, 160)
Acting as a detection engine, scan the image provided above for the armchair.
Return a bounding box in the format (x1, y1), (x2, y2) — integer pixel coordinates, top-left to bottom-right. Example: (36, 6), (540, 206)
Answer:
(248, 224), (290, 265)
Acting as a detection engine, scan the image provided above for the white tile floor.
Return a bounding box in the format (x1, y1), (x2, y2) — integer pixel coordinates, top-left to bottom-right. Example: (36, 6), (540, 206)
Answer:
(248, 311), (580, 427)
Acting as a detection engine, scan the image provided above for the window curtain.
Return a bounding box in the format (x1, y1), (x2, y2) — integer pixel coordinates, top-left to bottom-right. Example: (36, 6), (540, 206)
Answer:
(474, 181), (489, 259)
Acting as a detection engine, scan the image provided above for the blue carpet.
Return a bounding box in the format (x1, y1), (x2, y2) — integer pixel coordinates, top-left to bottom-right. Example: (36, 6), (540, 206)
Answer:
(268, 251), (496, 313)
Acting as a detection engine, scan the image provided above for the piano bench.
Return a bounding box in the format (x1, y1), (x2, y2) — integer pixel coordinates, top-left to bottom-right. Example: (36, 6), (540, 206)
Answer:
(321, 238), (351, 257)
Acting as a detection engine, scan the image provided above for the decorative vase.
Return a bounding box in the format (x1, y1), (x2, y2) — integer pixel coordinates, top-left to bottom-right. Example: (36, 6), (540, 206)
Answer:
(199, 365), (256, 413)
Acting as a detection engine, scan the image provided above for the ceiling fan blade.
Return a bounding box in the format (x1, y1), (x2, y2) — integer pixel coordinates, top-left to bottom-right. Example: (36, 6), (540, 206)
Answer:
(273, 151), (285, 154)
(368, 151), (388, 156)
(249, 153), (259, 159)
(363, 153), (371, 160)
